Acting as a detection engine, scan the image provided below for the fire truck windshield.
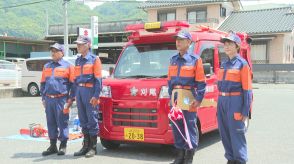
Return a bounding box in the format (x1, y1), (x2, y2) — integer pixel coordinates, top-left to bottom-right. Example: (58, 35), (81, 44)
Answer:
(114, 43), (194, 79)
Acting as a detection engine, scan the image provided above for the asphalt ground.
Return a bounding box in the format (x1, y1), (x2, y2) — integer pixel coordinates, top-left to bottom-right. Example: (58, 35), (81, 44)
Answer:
(0, 84), (293, 164)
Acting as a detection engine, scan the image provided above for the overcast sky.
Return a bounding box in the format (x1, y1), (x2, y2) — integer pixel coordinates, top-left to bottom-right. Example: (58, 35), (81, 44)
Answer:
(83, 0), (294, 9)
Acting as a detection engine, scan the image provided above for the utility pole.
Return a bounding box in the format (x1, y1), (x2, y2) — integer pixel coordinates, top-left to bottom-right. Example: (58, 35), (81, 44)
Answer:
(63, 0), (70, 56)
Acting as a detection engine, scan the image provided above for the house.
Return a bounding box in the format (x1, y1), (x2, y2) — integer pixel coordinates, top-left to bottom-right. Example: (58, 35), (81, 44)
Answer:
(0, 36), (53, 59)
(139, 0), (242, 29)
(218, 7), (294, 64)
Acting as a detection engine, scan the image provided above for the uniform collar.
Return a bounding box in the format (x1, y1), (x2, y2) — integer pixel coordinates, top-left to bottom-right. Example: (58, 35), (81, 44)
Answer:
(227, 54), (239, 65)
(82, 51), (92, 60)
(51, 58), (64, 65)
(176, 51), (191, 61)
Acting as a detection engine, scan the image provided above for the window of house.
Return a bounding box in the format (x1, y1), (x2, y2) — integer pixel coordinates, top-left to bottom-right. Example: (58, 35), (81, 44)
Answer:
(187, 9), (207, 24)
(220, 6), (226, 17)
(158, 12), (176, 22)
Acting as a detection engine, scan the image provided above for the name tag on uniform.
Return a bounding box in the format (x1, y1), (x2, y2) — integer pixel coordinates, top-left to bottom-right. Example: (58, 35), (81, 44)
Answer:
(171, 89), (195, 111)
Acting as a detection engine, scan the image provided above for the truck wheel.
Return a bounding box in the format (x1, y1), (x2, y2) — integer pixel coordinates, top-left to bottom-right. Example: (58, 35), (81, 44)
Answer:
(100, 138), (120, 149)
(28, 83), (39, 96)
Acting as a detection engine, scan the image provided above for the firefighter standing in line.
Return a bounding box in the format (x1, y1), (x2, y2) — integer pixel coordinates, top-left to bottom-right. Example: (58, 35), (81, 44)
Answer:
(217, 32), (253, 164)
(40, 43), (75, 156)
(168, 30), (207, 164)
(73, 36), (102, 158)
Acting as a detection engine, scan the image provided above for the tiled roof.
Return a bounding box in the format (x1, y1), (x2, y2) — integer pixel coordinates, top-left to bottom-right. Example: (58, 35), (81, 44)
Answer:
(218, 7), (294, 34)
(139, 0), (227, 9)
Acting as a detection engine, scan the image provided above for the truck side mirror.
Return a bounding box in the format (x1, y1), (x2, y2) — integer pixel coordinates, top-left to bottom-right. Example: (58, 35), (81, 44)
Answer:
(203, 63), (212, 77)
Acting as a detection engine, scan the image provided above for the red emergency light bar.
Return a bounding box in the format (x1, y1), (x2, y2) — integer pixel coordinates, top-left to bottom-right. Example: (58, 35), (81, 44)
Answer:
(125, 21), (190, 31)
(197, 25), (252, 44)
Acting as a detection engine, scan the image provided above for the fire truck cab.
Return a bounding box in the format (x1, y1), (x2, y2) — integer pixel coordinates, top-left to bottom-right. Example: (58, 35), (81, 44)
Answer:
(98, 21), (252, 149)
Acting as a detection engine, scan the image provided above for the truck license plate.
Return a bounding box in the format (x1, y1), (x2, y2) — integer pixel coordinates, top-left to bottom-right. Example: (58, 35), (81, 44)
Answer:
(124, 128), (144, 141)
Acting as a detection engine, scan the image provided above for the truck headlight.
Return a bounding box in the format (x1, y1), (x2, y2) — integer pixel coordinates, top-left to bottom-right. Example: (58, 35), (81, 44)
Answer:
(159, 86), (169, 98)
(100, 85), (112, 98)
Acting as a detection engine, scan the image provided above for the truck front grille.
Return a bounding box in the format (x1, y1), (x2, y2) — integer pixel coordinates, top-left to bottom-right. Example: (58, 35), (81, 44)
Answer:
(112, 108), (158, 128)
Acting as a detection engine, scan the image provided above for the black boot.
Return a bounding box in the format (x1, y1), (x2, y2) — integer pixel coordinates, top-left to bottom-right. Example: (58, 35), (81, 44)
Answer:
(74, 134), (90, 156)
(57, 140), (67, 155)
(183, 149), (195, 164)
(235, 161), (246, 164)
(227, 160), (236, 164)
(42, 139), (58, 156)
(170, 149), (185, 164)
(85, 135), (97, 158)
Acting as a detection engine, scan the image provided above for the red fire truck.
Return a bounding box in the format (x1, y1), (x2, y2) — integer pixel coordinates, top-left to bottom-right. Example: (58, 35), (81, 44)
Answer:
(98, 21), (252, 149)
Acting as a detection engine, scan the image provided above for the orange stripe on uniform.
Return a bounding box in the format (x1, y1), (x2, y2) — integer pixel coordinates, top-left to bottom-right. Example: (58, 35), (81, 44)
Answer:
(41, 67), (52, 82)
(83, 64), (94, 75)
(241, 65), (252, 90)
(195, 59), (205, 82)
(168, 65), (178, 78)
(218, 69), (224, 81)
(94, 57), (102, 78)
(180, 65), (194, 77)
(225, 69), (241, 82)
(69, 66), (75, 82)
(74, 66), (81, 77)
(54, 68), (69, 78)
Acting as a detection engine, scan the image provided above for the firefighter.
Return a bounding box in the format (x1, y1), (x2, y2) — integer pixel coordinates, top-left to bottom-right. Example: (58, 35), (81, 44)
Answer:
(217, 32), (253, 164)
(40, 43), (75, 156)
(73, 36), (102, 158)
(168, 30), (206, 164)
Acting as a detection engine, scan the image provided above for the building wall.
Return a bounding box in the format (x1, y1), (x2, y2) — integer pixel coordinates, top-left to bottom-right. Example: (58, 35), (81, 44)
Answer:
(146, 2), (236, 28)
(207, 4), (220, 21)
(268, 34), (284, 64)
(283, 33), (294, 63)
(147, 9), (158, 22)
(176, 7), (187, 21)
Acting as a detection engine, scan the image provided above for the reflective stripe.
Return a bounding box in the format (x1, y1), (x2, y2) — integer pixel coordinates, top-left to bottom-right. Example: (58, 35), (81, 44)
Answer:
(241, 65), (252, 90)
(46, 94), (67, 98)
(74, 66), (81, 77)
(78, 83), (94, 87)
(41, 68), (52, 82)
(69, 66), (75, 83)
(219, 92), (241, 96)
(54, 68), (69, 78)
(82, 64), (94, 75)
(225, 69), (241, 82)
(234, 112), (243, 121)
(195, 59), (205, 82)
(179, 65), (194, 77)
(168, 65), (178, 77)
(94, 57), (102, 78)
(173, 85), (192, 89)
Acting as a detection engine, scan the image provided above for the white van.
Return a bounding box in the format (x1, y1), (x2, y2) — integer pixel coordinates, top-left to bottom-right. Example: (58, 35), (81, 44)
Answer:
(21, 56), (111, 96)
(21, 57), (77, 96)
(0, 60), (20, 87)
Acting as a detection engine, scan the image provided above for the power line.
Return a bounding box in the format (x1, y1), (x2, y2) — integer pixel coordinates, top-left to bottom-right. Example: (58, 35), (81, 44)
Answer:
(0, 0), (56, 10)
